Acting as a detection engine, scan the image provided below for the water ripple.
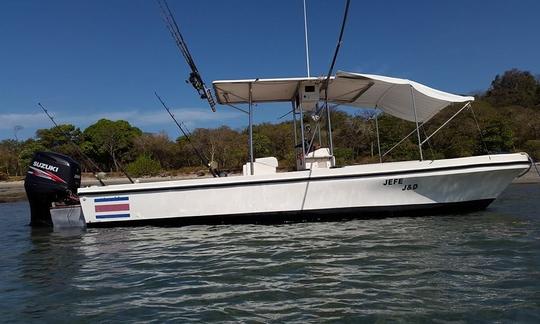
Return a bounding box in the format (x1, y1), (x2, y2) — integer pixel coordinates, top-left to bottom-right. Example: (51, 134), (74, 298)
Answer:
(0, 184), (539, 322)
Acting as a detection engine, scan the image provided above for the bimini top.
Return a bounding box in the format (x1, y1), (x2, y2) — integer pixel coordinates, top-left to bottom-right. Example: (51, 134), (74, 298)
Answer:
(213, 71), (474, 123)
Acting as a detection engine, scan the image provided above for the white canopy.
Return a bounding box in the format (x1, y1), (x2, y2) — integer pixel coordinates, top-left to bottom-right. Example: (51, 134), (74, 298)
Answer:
(213, 71), (474, 123)
(213, 76), (320, 104)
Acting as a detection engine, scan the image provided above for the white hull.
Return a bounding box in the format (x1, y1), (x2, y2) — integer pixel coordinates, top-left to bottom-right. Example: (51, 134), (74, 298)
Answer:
(67, 153), (531, 227)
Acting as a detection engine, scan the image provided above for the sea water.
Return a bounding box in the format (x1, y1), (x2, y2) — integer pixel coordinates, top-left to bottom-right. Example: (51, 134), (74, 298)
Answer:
(0, 184), (539, 322)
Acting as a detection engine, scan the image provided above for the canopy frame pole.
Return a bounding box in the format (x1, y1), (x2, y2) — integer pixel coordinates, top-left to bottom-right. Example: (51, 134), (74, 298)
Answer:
(299, 102), (307, 170)
(317, 108), (322, 147)
(374, 108), (382, 163)
(410, 85), (423, 161)
(307, 122), (321, 155)
(421, 102), (471, 146)
(292, 101), (298, 148)
(248, 82), (254, 175)
(326, 102), (335, 166)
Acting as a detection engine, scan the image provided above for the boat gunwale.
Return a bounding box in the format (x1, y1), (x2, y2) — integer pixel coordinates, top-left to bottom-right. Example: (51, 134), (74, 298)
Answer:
(78, 157), (530, 197)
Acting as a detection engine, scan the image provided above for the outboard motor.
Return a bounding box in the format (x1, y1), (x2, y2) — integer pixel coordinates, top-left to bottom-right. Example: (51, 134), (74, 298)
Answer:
(24, 152), (81, 226)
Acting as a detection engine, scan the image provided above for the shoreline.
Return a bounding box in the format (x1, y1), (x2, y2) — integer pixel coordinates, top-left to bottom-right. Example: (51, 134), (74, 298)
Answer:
(1, 168), (539, 204)
(0, 173), (208, 203)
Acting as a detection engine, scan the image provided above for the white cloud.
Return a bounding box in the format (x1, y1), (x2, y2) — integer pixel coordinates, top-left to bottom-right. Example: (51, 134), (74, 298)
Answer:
(0, 113), (49, 130)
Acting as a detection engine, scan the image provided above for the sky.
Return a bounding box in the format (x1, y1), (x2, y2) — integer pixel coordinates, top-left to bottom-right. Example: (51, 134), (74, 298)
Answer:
(1, 0), (539, 140)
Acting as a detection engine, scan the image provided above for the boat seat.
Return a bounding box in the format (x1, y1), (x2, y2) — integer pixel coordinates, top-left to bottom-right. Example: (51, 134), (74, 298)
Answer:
(305, 148), (335, 169)
(243, 157), (278, 175)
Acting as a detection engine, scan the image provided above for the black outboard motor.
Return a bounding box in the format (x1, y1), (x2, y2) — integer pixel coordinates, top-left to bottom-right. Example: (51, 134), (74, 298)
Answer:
(24, 152), (81, 226)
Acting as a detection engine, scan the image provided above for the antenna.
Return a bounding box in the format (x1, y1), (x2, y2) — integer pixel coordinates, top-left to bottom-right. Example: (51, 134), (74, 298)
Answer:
(303, 0), (311, 77)
(14, 125), (23, 141)
(156, 0), (217, 112)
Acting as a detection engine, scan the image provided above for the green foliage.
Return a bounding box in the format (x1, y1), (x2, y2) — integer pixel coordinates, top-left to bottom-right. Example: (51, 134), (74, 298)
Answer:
(333, 147), (354, 166)
(18, 140), (47, 172)
(83, 119), (142, 172)
(378, 115), (420, 161)
(485, 69), (539, 107)
(253, 122), (295, 162)
(0, 140), (22, 176)
(333, 113), (376, 161)
(524, 140), (540, 160)
(36, 124), (81, 148)
(133, 132), (179, 169)
(252, 133), (272, 157)
(478, 119), (514, 153)
(185, 126), (248, 170)
(126, 155), (162, 177)
(35, 124), (83, 160)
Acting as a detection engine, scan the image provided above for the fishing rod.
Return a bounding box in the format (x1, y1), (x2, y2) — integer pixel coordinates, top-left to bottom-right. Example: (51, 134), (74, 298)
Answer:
(38, 104), (135, 185)
(156, 0), (217, 112)
(154, 92), (219, 178)
(321, 0), (351, 158)
(38, 103), (106, 186)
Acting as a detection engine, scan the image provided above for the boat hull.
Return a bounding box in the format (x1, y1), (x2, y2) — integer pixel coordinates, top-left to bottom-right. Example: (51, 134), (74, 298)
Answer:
(76, 153), (530, 227)
(83, 199), (494, 228)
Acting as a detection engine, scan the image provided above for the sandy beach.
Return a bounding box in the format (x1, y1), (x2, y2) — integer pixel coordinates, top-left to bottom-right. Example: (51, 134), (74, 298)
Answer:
(0, 173), (208, 203)
(1, 165), (538, 204)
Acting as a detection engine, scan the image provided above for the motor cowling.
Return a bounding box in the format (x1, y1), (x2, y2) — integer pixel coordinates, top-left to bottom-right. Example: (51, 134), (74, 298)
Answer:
(24, 152), (81, 226)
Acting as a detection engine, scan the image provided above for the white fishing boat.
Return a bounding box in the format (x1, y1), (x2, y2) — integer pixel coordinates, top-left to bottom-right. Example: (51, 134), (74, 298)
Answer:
(25, 72), (532, 228)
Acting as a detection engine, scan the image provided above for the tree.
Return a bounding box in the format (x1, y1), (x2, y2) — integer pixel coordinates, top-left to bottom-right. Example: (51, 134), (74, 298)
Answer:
(478, 119), (514, 154)
(185, 126), (247, 170)
(126, 154), (162, 177)
(35, 124), (82, 157)
(536, 74), (540, 106)
(36, 124), (81, 147)
(333, 112), (376, 163)
(133, 132), (179, 169)
(83, 119), (142, 172)
(0, 140), (22, 177)
(377, 115), (419, 161)
(253, 122), (295, 163)
(485, 69), (538, 107)
(524, 140), (540, 160)
(18, 139), (47, 173)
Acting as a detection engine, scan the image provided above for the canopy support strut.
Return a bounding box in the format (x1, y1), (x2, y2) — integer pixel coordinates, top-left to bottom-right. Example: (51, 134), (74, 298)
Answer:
(326, 103), (335, 166)
(249, 83), (254, 175)
(374, 108), (382, 163)
(421, 102), (471, 145)
(299, 102), (307, 170)
(382, 126), (422, 158)
(292, 101), (298, 148)
(410, 85), (423, 161)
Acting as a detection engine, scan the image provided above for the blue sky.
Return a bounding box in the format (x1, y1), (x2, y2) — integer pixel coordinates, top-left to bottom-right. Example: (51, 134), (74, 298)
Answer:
(1, 0), (538, 140)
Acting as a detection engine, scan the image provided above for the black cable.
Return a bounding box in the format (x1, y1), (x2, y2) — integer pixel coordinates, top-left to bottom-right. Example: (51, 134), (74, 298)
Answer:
(321, 0), (351, 158)
(323, 0), (351, 103)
